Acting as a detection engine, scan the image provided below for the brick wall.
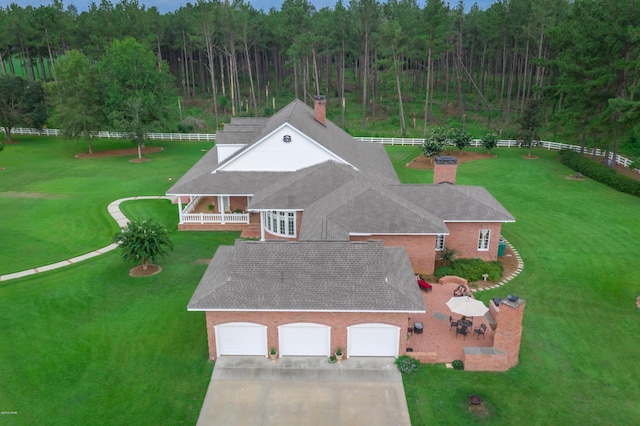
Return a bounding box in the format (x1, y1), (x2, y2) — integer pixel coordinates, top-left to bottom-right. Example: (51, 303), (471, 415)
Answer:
(349, 235), (437, 274)
(203, 310), (408, 360)
(464, 349), (510, 371)
(444, 222), (502, 261)
(493, 298), (525, 369)
(228, 196), (248, 212)
(463, 298), (526, 372)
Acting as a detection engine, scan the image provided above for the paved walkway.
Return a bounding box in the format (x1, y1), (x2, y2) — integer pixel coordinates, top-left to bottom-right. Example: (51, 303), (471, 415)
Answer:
(197, 356), (411, 426)
(0, 196), (171, 282)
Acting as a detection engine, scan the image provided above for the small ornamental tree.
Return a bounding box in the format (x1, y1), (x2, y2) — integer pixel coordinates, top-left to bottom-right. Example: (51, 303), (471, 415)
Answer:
(422, 126), (449, 159)
(450, 128), (472, 153)
(482, 132), (499, 154)
(113, 219), (173, 271)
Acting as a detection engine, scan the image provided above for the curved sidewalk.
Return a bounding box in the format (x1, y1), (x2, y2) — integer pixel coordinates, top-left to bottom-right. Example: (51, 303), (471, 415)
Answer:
(0, 196), (171, 282)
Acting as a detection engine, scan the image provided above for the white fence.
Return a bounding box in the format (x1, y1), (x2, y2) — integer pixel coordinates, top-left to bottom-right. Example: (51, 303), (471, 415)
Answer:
(354, 136), (638, 171)
(3, 127), (216, 141)
(4, 126), (637, 170)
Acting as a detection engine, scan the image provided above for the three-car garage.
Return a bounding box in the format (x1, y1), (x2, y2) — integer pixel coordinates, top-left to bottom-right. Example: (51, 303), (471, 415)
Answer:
(213, 321), (401, 358)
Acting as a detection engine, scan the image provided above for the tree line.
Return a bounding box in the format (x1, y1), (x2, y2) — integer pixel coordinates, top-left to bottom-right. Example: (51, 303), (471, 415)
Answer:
(1, 0), (640, 163)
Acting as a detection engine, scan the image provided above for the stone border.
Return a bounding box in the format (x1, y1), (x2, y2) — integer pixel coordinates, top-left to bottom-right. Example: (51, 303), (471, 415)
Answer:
(472, 236), (524, 293)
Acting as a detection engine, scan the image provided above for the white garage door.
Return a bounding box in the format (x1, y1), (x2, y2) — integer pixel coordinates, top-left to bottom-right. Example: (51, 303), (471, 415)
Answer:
(215, 322), (267, 356)
(279, 323), (331, 356)
(348, 323), (400, 357)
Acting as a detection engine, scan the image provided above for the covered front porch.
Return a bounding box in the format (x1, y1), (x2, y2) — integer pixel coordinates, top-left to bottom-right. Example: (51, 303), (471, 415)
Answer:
(176, 195), (257, 231)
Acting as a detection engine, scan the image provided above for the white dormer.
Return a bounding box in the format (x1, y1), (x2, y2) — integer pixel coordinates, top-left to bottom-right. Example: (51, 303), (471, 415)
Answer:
(215, 124), (352, 172)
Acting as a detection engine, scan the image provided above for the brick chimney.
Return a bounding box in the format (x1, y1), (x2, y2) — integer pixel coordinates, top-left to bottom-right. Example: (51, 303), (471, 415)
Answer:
(493, 296), (526, 370)
(314, 95), (327, 126)
(433, 156), (457, 184)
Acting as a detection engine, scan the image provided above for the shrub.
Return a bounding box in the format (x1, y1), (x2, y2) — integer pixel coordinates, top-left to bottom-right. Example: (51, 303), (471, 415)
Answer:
(396, 355), (420, 375)
(559, 150), (640, 197)
(435, 258), (503, 282)
(452, 359), (464, 370)
(439, 246), (458, 266)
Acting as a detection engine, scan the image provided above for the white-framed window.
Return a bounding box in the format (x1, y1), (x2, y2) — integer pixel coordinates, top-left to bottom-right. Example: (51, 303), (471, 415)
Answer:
(264, 210), (297, 237)
(435, 234), (446, 251)
(478, 229), (491, 251)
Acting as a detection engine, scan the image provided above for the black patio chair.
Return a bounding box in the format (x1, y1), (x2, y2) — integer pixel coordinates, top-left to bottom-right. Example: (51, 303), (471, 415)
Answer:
(455, 324), (468, 340)
(449, 316), (458, 331)
(474, 324), (487, 340)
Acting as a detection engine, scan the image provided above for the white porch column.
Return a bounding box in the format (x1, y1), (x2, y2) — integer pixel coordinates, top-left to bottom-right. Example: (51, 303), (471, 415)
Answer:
(178, 197), (183, 224)
(260, 211), (265, 241)
(218, 195), (225, 224)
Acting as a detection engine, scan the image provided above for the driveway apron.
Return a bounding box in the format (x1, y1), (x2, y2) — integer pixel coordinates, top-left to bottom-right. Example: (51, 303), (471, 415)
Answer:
(196, 356), (411, 426)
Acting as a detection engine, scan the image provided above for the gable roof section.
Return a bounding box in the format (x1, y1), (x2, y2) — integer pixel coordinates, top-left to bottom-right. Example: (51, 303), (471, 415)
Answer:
(392, 185), (516, 222)
(215, 117), (269, 145)
(187, 240), (425, 312)
(215, 99), (399, 183)
(326, 186), (449, 235)
(249, 161), (385, 210)
(166, 146), (219, 195)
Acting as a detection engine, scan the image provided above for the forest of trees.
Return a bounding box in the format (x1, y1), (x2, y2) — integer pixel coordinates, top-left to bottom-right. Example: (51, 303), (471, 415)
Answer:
(1, 0), (640, 161)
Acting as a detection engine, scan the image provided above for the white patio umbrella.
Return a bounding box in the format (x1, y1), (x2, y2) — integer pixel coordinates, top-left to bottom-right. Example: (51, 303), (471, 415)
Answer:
(446, 296), (489, 317)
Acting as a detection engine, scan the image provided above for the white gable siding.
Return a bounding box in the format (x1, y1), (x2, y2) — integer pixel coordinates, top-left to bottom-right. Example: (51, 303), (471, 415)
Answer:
(216, 144), (246, 163)
(218, 125), (346, 172)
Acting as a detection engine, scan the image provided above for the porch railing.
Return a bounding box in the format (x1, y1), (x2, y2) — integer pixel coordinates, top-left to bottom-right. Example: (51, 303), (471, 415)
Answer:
(181, 212), (250, 224)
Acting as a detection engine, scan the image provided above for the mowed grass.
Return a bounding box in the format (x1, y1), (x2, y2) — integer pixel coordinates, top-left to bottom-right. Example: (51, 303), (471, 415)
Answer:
(1, 139), (639, 424)
(0, 137), (213, 275)
(387, 146), (640, 424)
(0, 193), (239, 424)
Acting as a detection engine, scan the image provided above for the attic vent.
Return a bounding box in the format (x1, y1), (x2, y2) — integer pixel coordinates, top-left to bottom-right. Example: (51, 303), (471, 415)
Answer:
(283, 135), (292, 143)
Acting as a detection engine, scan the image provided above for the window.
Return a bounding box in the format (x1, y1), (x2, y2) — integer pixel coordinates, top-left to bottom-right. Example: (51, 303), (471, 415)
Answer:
(264, 210), (297, 237)
(287, 212), (295, 236)
(435, 234), (446, 251)
(478, 229), (491, 251)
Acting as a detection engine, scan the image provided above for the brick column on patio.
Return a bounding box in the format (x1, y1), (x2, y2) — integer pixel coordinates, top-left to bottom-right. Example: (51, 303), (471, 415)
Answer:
(493, 297), (526, 370)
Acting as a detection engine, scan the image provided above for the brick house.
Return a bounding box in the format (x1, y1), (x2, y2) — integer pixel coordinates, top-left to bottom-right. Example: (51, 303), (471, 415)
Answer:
(169, 97), (515, 359)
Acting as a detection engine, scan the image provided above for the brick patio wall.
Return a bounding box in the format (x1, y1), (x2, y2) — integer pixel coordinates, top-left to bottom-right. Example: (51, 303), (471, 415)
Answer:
(203, 311), (409, 360)
(463, 298), (526, 372)
(349, 235), (437, 274)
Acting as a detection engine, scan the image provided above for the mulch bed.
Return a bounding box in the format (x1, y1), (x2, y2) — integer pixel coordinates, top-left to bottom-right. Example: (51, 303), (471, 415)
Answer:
(129, 264), (163, 277)
(407, 150), (495, 169)
(76, 146), (163, 158)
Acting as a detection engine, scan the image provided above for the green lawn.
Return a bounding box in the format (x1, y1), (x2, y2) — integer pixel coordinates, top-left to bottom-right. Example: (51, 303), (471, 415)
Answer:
(0, 137), (213, 275)
(387, 146), (640, 424)
(1, 140), (639, 424)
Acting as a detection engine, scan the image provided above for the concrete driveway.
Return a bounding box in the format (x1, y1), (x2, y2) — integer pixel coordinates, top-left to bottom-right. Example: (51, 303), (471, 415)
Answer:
(196, 356), (411, 426)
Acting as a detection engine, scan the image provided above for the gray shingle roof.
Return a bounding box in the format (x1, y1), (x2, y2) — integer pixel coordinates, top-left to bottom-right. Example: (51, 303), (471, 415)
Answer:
(187, 240), (426, 312)
(166, 146), (218, 195)
(215, 99), (399, 183)
(392, 185), (515, 222)
(249, 161), (383, 210)
(167, 170), (287, 196)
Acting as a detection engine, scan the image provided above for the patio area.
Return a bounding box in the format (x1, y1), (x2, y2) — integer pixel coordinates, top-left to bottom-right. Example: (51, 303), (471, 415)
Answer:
(406, 281), (495, 364)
